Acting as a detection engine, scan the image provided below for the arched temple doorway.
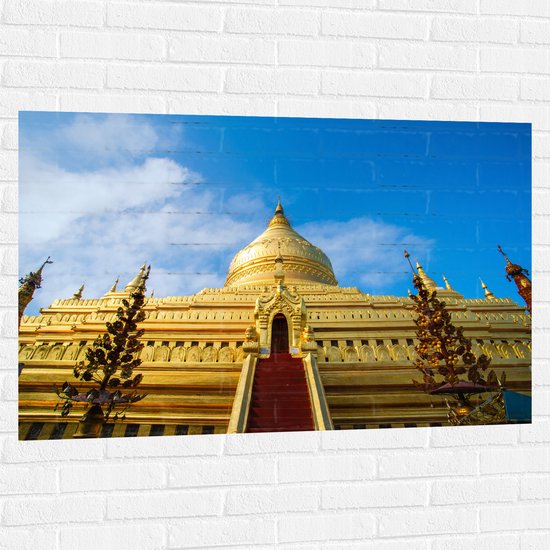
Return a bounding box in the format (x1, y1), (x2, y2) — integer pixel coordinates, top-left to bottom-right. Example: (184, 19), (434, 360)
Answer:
(271, 314), (289, 354)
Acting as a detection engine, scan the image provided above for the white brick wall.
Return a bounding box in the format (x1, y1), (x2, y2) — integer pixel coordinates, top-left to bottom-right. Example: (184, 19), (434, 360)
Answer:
(1, 1), (549, 548)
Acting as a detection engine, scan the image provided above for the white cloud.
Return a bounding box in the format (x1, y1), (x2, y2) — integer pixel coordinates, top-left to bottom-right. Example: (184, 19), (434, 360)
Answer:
(297, 217), (434, 292)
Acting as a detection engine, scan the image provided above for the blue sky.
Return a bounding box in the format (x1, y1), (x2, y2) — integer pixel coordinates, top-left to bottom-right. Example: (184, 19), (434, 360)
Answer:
(19, 112), (531, 315)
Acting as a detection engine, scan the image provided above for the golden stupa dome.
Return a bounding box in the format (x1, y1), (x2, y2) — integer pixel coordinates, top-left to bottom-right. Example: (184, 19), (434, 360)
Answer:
(225, 201), (338, 287)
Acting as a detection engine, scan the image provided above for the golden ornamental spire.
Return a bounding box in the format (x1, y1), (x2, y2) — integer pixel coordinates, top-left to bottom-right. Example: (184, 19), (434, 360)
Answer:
(72, 283), (84, 300)
(109, 276), (119, 293)
(498, 245), (531, 313)
(415, 260), (437, 291)
(124, 263), (147, 292)
(269, 199), (290, 227)
(18, 257), (53, 327)
(442, 275), (453, 291)
(480, 278), (495, 300)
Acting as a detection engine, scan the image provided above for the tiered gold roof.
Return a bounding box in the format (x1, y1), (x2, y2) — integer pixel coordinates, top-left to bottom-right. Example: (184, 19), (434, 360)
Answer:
(225, 201), (338, 287)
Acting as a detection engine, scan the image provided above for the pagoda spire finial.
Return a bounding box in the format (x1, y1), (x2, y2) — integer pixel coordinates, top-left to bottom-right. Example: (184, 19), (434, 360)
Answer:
(18, 257), (53, 327)
(497, 244), (511, 265)
(497, 245), (531, 313)
(109, 276), (119, 293)
(480, 278), (495, 300)
(415, 259), (437, 291)
(442, 274), (453, 291)
(72, 283), (85, 300)
(124, 263), (147, 292)
(269, 198), (290, 227)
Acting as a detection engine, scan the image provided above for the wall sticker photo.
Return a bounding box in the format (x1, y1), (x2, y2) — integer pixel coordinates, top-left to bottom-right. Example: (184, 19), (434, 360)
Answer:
(18, 112), (532, 440)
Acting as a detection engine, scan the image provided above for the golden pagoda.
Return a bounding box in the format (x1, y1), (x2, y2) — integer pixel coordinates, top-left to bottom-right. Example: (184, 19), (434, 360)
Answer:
(18, 203), (532, 439)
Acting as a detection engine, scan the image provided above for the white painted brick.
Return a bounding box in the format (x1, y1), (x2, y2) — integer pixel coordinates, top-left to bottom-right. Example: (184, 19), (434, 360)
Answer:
(4, 61), (104, 89)
(380, 0), (477, 13)
(379, 43), (477, 71)
(432, 534), (519, 550)
(481, 447), (550, 474)
(224, 431), (318, 454)
(225, 485), (319, 514)
(60, 462), (165, 492)
(0, 371), (16, 400)
(3, 0), (105, 27)
(379, 450), (478, 478)
(279, 454), (376, 483)
(431, 75), (518, 100)
(481, 503), (550, 531)
(519, 419), (550, 443)
(169, 456), (277, 487)
(0, 273), (16, 306)
(533, 390), (550, 415)
(279, 40), (375, 68)
(0, 185), (17, 213)
(0, 528), (57, 550)
(431, 477), (518, 505)
(0, 151), (17, 181)
(107, 64), (221, 92)
(377, 100), (478, 121)
(279, 512), (375, 543)
(322, 12), (428, 39)
(107, 3), (222, 32)
(0, 122), (18, 150)
(169, 35), (276, 65)
(481, 47), (550, 74)
(520, 475), (550, 500)
(521, 20), (550, 45)
(521, 533), (550, 550)
(321, 426), (428, 450)
(0, 401), (17, 430)
(0, 246), (17, 276)
(378, 508), (477, 537)
(431, 17), (518, 44)
(105, 432), (222, 457)
(2, 437), (105, 463)
(277, 98), (374, 119)
(169, 517), (277, 548)
(225, 68), (320, 95)
(322, 481), (427, 509)
(480, 104), (550, 131)
(225, 8), (320, 36)
(430, 424), (518, 447)
(0, 28), (57, 57)
(322, 71), (427, 98)
(58, 92), (167, 114)
(59, 524), (166, 550)
(107, 489), (222, 519)
(0, 309), (17, 338)
(0, 465), (57, 495)
(60, 32), (165, 61)
(0, 91), (57, 117)
(534, 134), (550, 158)
(521, 77), (550, 101)
(2, 495), (105, 526)
(168, 95), (277, 117)
(324, 541), (428, 550)
(481, 0), (550, 17)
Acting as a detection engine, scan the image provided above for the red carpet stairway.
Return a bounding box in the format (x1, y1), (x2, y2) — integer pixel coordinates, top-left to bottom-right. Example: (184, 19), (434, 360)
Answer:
(246, 353), (314, 433)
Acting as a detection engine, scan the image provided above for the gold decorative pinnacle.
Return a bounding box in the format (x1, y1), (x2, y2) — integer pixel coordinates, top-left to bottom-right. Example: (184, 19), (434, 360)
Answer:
(124, 263), (148, 292)
(480, 278), (495, 300)
(415, 260), (437, 291)
(442, 275), (453, 291)
(72, 283), (85, 300)
(109, 276), (119, 293)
